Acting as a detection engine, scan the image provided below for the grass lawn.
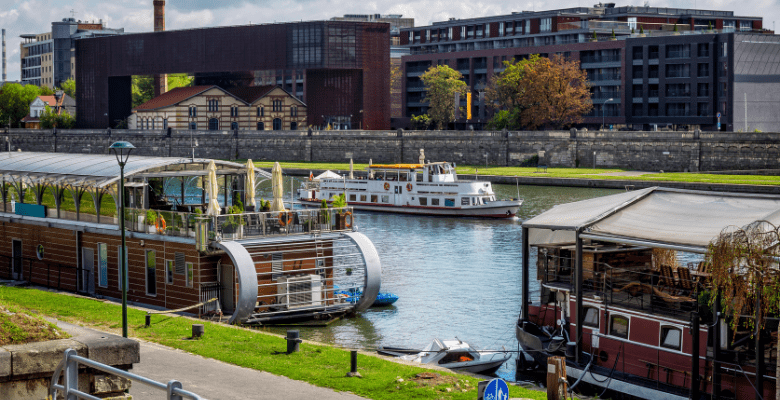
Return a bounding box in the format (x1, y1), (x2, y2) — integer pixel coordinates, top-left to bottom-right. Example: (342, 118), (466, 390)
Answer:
(251, 161), (780, 186)
(0, 286), (545, 400)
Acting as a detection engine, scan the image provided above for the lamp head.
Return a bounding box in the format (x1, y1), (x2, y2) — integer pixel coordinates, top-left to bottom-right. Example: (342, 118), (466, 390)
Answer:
(109, 141), (135, 165)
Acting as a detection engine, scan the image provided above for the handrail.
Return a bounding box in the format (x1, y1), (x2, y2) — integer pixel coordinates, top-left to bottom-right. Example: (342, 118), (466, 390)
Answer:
(50, 348), (203, 400)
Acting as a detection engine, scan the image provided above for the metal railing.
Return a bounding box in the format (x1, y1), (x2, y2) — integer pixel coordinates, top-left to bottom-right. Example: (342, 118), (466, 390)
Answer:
(50, 348), (203, 400)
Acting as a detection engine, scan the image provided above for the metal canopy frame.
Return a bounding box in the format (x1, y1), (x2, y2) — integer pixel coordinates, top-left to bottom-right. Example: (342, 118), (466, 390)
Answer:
(0, 152), (272, 219)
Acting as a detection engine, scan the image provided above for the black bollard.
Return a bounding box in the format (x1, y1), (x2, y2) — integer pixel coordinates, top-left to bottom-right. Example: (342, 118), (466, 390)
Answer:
(351, 350), (358, 373)
(286, 330), (301, 354)
(145, 314), (151, 327)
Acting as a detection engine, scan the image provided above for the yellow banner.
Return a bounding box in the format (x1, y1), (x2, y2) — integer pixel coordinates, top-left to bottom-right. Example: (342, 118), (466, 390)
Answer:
(466, 92), (472, 120)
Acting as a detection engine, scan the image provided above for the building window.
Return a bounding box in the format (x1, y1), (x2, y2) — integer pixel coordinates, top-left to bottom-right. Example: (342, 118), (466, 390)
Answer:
(666, 103), (690, 116)
(189, 122), (197, 130)
(273, 118), (282, 130)
(146, 249), (157, 296)
(499, 22), (504, 36)
(185, 262), (193, 287)
(660, 326), (682, 350)
(97, 243), (108, 288)
(189, 106), (197, 117)
(628, 17), (637, 30)
(290, 106), (297, 117)
(257, 107), (264, 117)
(583, 307), (599, 328)
(208, 118), (219, 130)
(448, 27), (453, 40)
(166, 260), (174, 284)
(697, 102), (710, 116)
(257, 122), (264, 131)
(723, 21), (735, 32)
(698, 43), (710, 57)
(231, 121), (238, 130)
(666, 44), (690, 59)
(740, 20), (753, 31)
(540, 18), (552, 32)
(208, 99), (219, 112)
(290, 122), (298, 130)
(230, 106), (238, 117)
(272, 100), (282, 112)
(666, 83), (691, 97)
(461, 26), (465, 39)
(610, 315), (629, 338)
(666, 64), (690, 78)
(697, 63), (710, 77)
(163, 119), (168, 129)
(698, 83), (710, 97)
(150, 119), (155, 130)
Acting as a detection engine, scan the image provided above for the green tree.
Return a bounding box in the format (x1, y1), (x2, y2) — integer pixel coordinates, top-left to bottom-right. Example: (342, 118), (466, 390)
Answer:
(0, 83), (47, 127)
(132, 74), (193, 108)
(59, 78), (76, 99)
(410, 114), (431, 130)
(419, 65), (468, 130)
(39, 105), (75, 129)
(485, 55), (543, 130)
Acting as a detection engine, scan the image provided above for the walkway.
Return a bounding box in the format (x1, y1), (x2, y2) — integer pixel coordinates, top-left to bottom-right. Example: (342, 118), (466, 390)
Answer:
(53, 320), (365, 400)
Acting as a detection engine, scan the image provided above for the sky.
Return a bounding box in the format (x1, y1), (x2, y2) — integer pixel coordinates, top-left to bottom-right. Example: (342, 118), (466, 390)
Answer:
(2, 0), (779, 83)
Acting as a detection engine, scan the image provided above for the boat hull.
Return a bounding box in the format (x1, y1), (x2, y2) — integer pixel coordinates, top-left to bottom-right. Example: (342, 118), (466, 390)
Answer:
(298, 199), (522, 218)
(444, 355), (511, 375)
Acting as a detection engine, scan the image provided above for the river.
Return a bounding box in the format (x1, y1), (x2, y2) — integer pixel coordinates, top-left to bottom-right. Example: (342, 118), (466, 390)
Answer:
(257, 183), (623, 380)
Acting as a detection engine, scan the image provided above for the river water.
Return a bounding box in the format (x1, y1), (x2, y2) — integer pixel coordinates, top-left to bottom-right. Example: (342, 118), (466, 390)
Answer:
(257, 183), (623, 380)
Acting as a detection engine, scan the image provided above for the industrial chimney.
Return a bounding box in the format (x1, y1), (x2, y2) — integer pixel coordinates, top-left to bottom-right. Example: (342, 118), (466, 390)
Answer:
(2, 29), (6, 83)
(153, 0), (167, 97)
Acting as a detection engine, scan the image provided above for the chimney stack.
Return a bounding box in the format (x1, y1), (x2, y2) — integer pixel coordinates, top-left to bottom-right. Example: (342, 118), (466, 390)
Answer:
(2, 29), (6, 83)
(153, 0), (167, 97)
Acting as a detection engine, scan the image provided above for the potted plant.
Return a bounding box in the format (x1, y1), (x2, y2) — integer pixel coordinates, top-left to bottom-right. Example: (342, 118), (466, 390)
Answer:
(672, 23), (679, 35)
(331, 193), (348, 230)
(639, 25), (645, 37)
(146, 209), (158, 234)
(221, 204), (246, 239)
(590, 31), (598, 42)
(189, 208), (202, 237)
(610, 29), (617, 40)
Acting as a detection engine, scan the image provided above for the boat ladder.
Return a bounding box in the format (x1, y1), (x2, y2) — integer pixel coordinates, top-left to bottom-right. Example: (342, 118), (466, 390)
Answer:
(314, 235), (326, 278)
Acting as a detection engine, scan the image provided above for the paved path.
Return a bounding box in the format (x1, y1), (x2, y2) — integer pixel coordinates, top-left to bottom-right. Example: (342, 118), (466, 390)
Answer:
(54, 321), (365, 400)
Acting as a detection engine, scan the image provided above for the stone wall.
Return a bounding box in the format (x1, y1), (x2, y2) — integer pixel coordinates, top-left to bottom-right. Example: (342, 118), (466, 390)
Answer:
(4, 128), (780, 172)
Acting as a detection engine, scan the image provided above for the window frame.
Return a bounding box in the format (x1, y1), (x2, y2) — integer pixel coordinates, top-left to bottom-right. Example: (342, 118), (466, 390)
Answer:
(609, 314), (630, 338)
(145, 249), (157, 296)
(583, 306), (599, 328)
(659, 325), (683, 350)
(166, 259), (174, 285)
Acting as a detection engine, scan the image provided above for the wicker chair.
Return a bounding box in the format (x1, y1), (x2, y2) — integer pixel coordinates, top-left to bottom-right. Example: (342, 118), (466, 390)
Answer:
(677, 266), (693, 295)
(659, 265), (678, 293)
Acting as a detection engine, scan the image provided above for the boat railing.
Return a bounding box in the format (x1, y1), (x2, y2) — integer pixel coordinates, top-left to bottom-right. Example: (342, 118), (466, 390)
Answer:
(541, 255), (700, 320)
(120, 207), (355, 242)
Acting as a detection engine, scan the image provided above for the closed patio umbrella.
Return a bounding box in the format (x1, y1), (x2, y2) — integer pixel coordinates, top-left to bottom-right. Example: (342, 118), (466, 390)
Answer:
(206, 160), (221, 216)
(270, 162), (286, 212)
(349, 158), (354, 179)
(245, 159), (256, 210)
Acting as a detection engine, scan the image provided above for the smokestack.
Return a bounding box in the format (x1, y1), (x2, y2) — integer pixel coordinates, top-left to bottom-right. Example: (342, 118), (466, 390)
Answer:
(2, 29), (6, 83)
(153, 0), (167, 97)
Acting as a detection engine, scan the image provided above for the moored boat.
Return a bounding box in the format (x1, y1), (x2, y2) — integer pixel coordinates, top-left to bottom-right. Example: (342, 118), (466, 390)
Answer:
(297, 160), (522, 218)
(379, 338), (510, 374)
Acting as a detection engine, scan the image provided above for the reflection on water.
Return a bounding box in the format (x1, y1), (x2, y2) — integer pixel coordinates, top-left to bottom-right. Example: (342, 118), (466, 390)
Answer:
(263, 184), (621, 379)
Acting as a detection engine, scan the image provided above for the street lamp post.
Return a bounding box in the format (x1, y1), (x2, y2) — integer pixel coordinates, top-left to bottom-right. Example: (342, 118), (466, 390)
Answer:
(109, 141), (135, 338)
(602, 98), (614, 131)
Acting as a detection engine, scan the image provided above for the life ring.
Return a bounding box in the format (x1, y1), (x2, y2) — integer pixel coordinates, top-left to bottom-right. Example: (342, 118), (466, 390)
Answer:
(155, 216), (166, 233)
(278, 212), (291, 227)
(406, 183), (413, 192)
(344, 211), (353, 229)
(384, 182), (390, 191)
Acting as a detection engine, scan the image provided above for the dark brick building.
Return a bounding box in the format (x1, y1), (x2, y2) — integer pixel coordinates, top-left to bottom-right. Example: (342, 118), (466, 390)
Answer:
(75, 21), (390, 129)
(399, 4), (772, 131)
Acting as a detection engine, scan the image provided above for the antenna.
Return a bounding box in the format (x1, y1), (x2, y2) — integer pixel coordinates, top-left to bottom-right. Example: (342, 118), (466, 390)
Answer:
(70, 9), (77, 19)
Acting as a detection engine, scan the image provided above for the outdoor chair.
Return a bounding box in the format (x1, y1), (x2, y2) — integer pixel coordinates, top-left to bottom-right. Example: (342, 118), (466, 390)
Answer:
(659, 264), (678, 294)
(677, 266), (693, 295)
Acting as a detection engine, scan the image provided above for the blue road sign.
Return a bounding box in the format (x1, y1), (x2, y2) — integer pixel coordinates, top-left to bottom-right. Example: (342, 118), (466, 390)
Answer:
(484, 378), (509, 400)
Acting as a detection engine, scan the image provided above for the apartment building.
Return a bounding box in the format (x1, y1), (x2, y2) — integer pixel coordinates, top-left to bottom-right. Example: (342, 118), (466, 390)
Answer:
(399, 4), (768, 130)
(20, 18), (124, 88)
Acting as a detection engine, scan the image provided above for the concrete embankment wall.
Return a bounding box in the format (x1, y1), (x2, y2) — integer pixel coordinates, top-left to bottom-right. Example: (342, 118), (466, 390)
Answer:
(4, 128), (780, 172)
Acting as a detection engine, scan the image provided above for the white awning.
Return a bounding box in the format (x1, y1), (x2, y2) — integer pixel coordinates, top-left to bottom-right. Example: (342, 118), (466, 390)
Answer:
(524, 187), (780, 251)
(315, 170), (343, 181)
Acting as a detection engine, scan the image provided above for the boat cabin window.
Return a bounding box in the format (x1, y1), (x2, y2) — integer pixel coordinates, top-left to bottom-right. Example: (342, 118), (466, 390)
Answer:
(381, 195), (389, 203)
(461, 198), (470, 206)
(482, 196), (491, 203)
(419, 197), (427, 206)
(610, 315), (629, 338)
(431, 198), (440, 206)
(660, 326), (682, 350)
(371, 195), (378, 203)
(445, 198), (455, 207)
(360, 195), (367, 202)
(583, 307), (599, 328)
(349, 194), (357, 201)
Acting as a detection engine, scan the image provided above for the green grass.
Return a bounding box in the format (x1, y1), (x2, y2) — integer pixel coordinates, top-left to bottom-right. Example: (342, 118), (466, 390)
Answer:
(0, 303), (70, 345)
(251, 161), (780, 187)
(0, 286), (544, 400)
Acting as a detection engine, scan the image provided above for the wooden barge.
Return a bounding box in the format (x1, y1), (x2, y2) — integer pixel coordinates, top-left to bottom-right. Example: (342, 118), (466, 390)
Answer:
(518, 187), (777, 399)
(0, 152), (380, 324)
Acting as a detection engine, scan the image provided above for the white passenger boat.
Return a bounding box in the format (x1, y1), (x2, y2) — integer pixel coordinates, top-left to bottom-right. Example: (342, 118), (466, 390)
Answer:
(297, 162), (522, 218)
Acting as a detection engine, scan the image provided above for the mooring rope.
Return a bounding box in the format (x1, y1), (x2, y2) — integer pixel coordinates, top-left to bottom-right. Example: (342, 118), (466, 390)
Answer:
(146, 297), (220, 315)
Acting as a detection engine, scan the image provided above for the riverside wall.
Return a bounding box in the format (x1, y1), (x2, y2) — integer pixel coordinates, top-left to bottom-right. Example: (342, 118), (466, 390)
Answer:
(3, 128), (780, 172)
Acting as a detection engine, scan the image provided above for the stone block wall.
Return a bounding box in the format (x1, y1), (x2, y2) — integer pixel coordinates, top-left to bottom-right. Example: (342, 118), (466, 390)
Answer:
(4, 128), (780, 172)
